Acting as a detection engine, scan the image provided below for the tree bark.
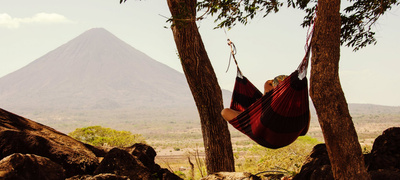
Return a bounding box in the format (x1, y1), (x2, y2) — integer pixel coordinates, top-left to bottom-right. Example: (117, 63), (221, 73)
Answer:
(166, 0), (235, 173)
(310, 0), (370, 179)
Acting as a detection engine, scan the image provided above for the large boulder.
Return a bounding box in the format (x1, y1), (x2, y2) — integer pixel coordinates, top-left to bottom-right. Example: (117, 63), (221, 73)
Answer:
(124, 143), (180, 179)
(0, 108), (99, 177)
(292, 144), (333, 180)
(367, 127), (400, 171)
(0, 153), (65, 180)
(94, 147), (182, 180)
(294, 127), (400, 180)
(94, 148), (153, 179)
(0, 108), (181, 179)
(123, 143), (157, 171)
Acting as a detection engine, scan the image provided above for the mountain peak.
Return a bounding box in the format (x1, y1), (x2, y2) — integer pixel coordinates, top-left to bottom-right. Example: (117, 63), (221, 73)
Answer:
(78, 28), (115, 39)
(87, 27), (109, 32)
(67, 27), (123, 48)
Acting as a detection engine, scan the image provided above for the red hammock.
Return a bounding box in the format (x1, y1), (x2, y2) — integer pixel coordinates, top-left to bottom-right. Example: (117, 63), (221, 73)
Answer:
(228, 70), (310, 149)
(227, 36), (312, 148)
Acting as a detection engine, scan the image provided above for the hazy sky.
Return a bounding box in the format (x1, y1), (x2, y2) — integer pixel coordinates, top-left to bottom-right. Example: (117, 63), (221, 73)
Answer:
(1, 0), (399, 106)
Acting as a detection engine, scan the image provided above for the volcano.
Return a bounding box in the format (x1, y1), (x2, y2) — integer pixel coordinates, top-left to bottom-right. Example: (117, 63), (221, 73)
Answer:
(0, 28), (195, 112)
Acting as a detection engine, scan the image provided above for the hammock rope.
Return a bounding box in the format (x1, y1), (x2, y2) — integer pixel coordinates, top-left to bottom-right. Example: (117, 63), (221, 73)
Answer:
(226, 39), (244, 78)
(298, 15), (316, 80)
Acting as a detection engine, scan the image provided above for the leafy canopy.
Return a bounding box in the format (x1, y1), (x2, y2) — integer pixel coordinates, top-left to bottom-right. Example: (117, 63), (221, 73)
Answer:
(197, 0), (399, 51)
(68, 126), (146, 147)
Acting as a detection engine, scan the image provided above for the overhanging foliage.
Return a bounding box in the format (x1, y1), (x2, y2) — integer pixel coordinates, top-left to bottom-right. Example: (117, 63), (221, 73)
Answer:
(197, 0), (399, 51)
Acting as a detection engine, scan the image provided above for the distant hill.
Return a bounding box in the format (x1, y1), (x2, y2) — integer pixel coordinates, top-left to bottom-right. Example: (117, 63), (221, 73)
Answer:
(0, 28), (201, 111)
(309, 103), (400, 117)
(348, 103), (400, 114)
(0, 28), (235, 132)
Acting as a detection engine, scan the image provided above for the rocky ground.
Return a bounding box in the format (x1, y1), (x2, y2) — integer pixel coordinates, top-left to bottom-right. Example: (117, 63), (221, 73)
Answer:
(0, 108), (181, 180)
(292, 127), (400, 180)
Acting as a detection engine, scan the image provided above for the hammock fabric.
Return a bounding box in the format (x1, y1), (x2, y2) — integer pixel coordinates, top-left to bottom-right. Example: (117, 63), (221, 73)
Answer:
(228, 46), (312, 149)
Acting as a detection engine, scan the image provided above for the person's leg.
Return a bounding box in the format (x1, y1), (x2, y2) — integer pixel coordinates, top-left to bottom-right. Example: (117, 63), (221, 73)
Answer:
(221, 108), (242, 121)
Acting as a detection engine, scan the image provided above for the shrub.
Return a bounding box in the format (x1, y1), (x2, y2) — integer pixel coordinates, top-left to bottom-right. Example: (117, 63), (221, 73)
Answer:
(68, 126), (146, 147)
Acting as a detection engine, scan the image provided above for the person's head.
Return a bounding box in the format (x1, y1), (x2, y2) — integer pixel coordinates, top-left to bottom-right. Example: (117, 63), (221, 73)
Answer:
(264, 75), (288, 94)
(272, 75), (288, 87)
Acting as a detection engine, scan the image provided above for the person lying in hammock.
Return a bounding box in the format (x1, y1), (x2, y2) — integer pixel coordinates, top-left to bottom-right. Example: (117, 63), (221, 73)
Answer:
(221, 75), (288, 121)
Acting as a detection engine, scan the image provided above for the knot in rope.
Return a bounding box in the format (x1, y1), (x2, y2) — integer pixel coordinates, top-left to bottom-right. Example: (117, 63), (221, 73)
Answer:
(226, 39), (242, 77)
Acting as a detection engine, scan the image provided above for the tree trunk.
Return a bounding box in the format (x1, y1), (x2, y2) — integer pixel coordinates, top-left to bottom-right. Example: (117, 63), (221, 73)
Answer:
(166, 0), (235, 173)
(310, 0), (370, 179)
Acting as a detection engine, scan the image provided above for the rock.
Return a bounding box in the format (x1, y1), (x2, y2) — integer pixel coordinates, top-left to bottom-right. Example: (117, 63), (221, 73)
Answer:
(94, 148), (153, 179)
(294, 127), (400, 179)
(369, 169), (400, 180)
(124, 143), (182, 180)
(84, 143), (113, 158)
(292, 144), (333, 180)
(94, 148), (182, 180)
(67, 173), (130, 180)
(155, 168), (183, 180)
(309, 164), (333, 180)
(0, 108), (99, 177)
(202, 172), (261, 180)
(368, 127), (400, 171)
(124, 143), (157, 171)
(0, 108), (181, 179)
(0, 153), (65, 180)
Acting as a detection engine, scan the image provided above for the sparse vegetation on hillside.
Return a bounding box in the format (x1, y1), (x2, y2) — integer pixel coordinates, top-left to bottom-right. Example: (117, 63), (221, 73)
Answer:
(68, 126), (146, 147)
